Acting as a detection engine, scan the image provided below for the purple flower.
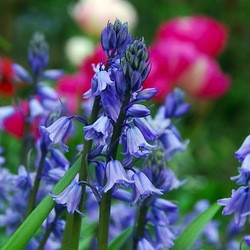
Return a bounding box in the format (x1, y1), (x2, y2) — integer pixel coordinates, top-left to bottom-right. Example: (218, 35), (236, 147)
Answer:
(14, 165), (33, 191)
(155, 225), (175, 249)
(41, 69), (63, 80)
(132, 172), (162, 204)
(102, 160), (134, 193)
(50, 149), (69, 169)
(134, 88), (157, 101)
(235, 135), (250, 162)
(127, 104), (150, 118)
(84, 115), (113, 145)
(203, 221), (220, 245)
(83, 70), (113, 98)
(244, 235), (250, 247)
(101, 85), (122, 122)
(12, 64), (32, 84)
(160, 127), (189, 160)
(133, 118), (158, 141)
(41, 116), (73, 151)
(137, 238), (154, 250)
(164, 88), (190, 118)
(28, 32), (49, 76)
(218, 186), (250, 227)
(153, 198), (178, 213)
(101, 19), (131, 56)
(231, 154), (250, 185)
(29, 98), (44, 118)
(51, 174), (83, 216)
(122, 126), (155, 163)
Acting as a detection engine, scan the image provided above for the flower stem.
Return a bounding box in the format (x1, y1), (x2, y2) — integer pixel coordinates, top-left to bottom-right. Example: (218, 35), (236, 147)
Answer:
(38, 214), (59, 250)
(132, 203), (149, 250)
(97, 93), (131, 250)
(25, 151), (46, 217)
(61, 97), (100, 250)
(61, 213), (74, 250)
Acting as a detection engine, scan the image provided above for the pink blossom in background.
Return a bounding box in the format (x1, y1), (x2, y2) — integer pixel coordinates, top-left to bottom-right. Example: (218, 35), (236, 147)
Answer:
(176, 55), (230, 99)
(156, 16), (228, 57)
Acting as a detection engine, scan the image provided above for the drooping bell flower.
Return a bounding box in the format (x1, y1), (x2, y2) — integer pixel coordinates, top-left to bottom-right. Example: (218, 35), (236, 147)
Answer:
(102, 160), (134, 193)
(51, 174), (83, 216)
(156, 16), (227, 57)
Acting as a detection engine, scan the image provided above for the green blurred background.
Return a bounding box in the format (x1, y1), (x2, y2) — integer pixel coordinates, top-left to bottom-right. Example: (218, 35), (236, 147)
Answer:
(1, 0), (250, 225)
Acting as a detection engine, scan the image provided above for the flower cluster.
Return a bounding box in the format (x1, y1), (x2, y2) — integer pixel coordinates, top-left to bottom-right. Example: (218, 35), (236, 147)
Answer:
(218, 136), (250, 247)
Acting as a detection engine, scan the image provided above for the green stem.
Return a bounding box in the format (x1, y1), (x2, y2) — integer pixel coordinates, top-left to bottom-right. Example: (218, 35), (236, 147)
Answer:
(61, 214), (74, 250)
(61, 97), (100, 250)
(97, 93), (131, 250)
(132, 204), (149, 250)
(25, 151), (46, 217)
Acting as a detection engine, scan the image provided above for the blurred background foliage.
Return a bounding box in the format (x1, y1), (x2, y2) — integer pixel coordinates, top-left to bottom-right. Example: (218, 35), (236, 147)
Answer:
(1, 0), (250, 223)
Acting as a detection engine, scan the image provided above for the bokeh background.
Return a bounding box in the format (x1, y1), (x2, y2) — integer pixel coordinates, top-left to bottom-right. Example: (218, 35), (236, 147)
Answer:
(1, 0), (250, 241)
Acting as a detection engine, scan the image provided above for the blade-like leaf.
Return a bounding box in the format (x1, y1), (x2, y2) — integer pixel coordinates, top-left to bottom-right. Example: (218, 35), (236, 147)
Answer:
(79, 222), (98, 249)
(108, 226), (133, 250)
(1, 156), (82, 250)
(173, 203), (220, 250)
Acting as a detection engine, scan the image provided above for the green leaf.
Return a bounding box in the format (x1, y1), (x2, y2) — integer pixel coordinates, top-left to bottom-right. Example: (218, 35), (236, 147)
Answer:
(1, 157), (82, 250)
(108, 226), (133, 250)
(172, 203), (220, 250)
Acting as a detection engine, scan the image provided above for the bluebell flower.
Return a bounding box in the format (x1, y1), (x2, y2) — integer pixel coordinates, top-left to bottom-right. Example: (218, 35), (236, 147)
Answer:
(122, 126), (155, 163)
(101, 19), (131, 56)
(101, 85), (122, 122)
(218, 186), (250, 227)
(127, 104), (150, 118)
(28, 32), (49, 76)
(244, 235), (250, 247)
(134, 88), (157, 102)
(133, 118), (158, 141)
(102, 160), (134, 193)
(84, 115), (113, 146)
(235, 135), (250, 162)
(83, 70), (113, 98)
(50, 149), (69, 169)
(14, 165), (33, 192)
(132, 172), (162, 204)
(203, 221), (220, 245)
(155, 225), (175, 249)
(231, 154), (250, 185)
(12, 63), (32, 84)
(0, 147), (5, 167)
(112, 189), (133, 202)
(164, 88), (190, 118)
(41, 69), (63, 80)
(153, 198), (178, 213)
(29, 97), (44, 118)
(41, 116), (73, 151)
(137, 238), (154, 250)
(51, 174), (83, 216)
(160, 126), (189, 160)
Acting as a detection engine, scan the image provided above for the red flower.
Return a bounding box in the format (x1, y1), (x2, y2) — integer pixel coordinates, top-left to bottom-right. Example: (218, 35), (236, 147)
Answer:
(156, 16), (227, 57)
(0, 57), (14, 96)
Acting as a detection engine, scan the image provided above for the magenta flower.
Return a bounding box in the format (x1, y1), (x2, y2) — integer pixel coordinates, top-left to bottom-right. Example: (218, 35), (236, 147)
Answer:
(156, 16), (227, 57)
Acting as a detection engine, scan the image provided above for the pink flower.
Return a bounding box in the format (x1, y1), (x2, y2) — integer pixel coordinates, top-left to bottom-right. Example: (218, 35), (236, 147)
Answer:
(176, 55), (230, 99)
(144, 39), (198, 101)
(156, 16), (227, 57)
